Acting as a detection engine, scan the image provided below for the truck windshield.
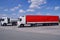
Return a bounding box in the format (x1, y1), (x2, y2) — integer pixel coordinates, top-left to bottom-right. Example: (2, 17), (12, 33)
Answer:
(0, 19), (4, 21)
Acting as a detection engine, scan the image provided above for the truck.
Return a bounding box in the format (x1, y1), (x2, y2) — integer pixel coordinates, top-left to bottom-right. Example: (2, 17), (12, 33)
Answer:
(17, 15), (59, 27)
(1, 17), (17, 26)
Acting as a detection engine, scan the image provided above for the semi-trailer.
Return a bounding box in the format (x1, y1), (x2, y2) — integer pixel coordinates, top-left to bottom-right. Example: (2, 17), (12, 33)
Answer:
(17, 15), (59, 27)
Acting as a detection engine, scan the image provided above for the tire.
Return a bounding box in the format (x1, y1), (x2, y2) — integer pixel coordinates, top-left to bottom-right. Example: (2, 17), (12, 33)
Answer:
(20, 24), (24, 27)
(52, 23), (59, 26)
(18, 24), (24, 28)
(31, 24), (35, 27)
(43, 23), (48, 26)
(3, 23), (7, 26)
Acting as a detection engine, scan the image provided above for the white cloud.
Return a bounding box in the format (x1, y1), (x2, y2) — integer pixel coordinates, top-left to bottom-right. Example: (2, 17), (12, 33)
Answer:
(26, 9), (35, 12)
(26, 13), (34, 15)
(28, 0), (31, 3)
(46, 6), (60, 11)
(19, 9), (25, 13)
(27, 0), (46, 13)
(4, 9), (8, 11)
(18, 4), (21, 7)
(10, 7), (19, 11)
(14, 7), (19, 9)
(2, 14), (7, 16)
(10, 8), (15, 11)
(0, 14), (7, 17)
(12, 13), (16, 16)
(46, 7), (53, 10)
(29, 0), (46, 9)
(46, 13), (51, 15)
(36, 12), (42, 15)
(10, 4), (21, 11)
(54, 6), (60, 10)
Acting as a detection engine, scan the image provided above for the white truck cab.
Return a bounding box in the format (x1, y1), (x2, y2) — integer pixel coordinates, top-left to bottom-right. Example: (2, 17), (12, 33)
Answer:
(17, 16), (31, 27)
(1, 17), (8, 25)
(17, 16), (26, 27)
(1, 17), (11, 26)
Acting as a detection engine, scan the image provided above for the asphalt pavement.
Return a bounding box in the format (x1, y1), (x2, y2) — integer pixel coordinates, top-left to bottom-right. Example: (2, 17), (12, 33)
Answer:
(0, 24), (60, 40)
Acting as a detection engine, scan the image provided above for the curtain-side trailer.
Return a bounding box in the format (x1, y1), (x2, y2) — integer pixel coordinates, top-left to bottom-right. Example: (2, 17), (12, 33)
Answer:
(17, 15), (59, 27)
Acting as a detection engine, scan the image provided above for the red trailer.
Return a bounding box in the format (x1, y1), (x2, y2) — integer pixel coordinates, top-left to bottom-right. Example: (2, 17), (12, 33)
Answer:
(17, 15), (59, 27)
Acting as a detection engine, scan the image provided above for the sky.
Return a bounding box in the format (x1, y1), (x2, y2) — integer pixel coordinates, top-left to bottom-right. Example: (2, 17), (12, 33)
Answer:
(0, 0), (60, 18)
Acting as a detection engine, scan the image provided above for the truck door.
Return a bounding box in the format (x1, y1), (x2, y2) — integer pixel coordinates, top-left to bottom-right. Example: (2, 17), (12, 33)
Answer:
(8, 18), (10, 23)
(19, 16), (26, 24)
(17, 16), (26, 27)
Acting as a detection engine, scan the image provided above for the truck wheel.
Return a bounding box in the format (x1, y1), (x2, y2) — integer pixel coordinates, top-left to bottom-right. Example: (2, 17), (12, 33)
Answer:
(43, 24), (46, 26)
(43, 24), (48, 26)
(52, 23), (59, 26)
(31, 24), (34, 27)
(56, 23), (59, 25)
(18, 24), (24, 28)
(20, 24), (24, 27)
(3, 23), (7, 26)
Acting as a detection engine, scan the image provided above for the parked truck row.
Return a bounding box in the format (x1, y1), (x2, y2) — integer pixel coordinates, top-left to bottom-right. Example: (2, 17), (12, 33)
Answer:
(0, 15), (59, 27)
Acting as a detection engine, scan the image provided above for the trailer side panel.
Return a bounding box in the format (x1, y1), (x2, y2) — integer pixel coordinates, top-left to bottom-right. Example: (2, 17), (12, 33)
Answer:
(26, 15), (59, 23)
